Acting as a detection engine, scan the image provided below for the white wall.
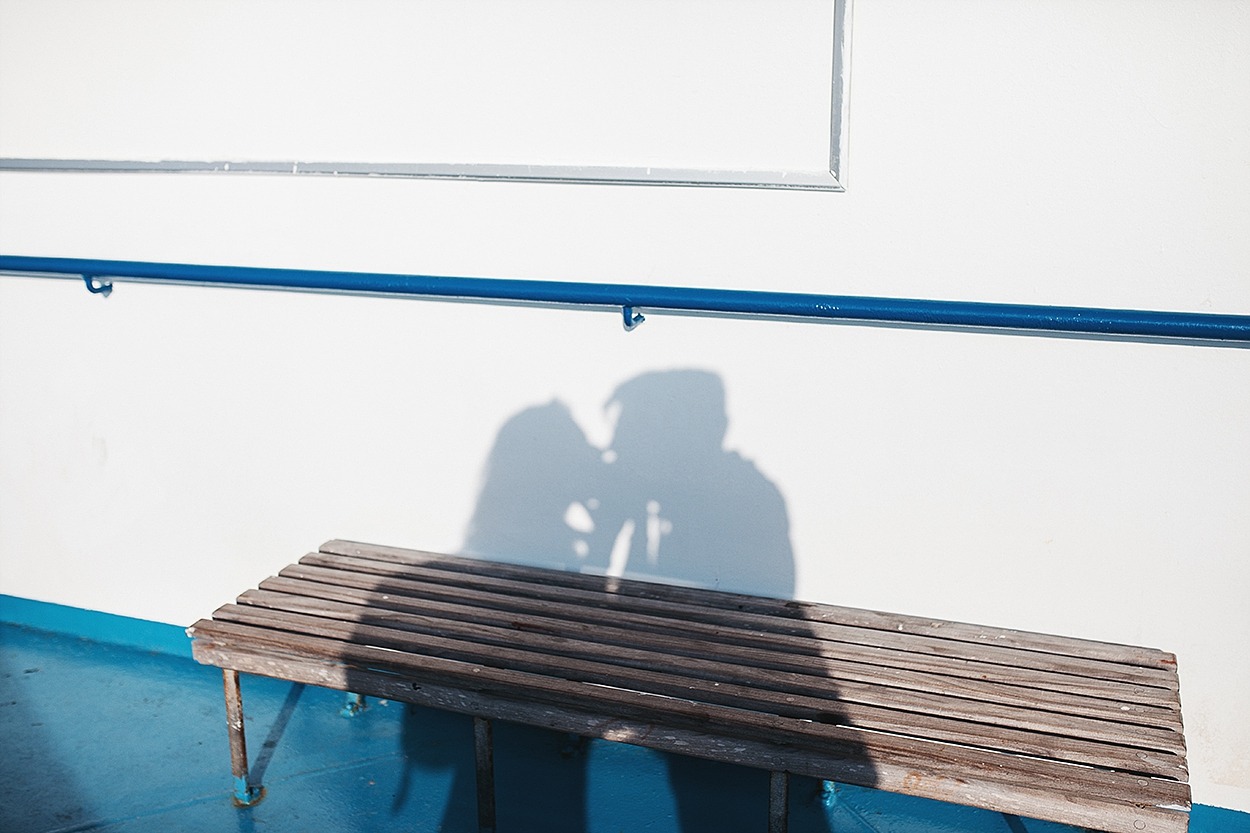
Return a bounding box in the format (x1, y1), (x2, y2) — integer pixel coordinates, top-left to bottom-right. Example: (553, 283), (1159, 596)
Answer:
(2, 0), (1248, 812)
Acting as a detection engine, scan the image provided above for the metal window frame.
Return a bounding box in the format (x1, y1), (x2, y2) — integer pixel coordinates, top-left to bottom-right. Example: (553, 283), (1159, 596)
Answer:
(0, 0), (851, 191)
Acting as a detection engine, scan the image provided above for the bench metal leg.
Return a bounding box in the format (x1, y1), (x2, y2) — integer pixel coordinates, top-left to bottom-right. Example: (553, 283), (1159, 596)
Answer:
(769, 770), (789, 833)
(222, 669), (265, 807)
(474, 717), (496, 833)
(341, 691), (367, 717)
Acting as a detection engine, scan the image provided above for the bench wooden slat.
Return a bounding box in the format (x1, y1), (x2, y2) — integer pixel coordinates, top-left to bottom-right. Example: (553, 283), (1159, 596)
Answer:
(217, 597), (1186, 778)
(190, 640), (1189, 833)
(188, 618), (1185, 801)
(188, 619), (1190, 812)
(280, 561), (1182, 708)
(256, 575), (1184, 731)
(224, 596), (1185, 770)
(188, 543), (1191, 833)
(299, 551), (1178, 691)
(234, 590), (1187, 759)
(322, 539), (1177, 669)
(320, 540), (1174, 667)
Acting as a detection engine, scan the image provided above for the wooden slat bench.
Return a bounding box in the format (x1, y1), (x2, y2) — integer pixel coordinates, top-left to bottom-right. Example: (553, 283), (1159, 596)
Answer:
(187, 540), (1190, 833)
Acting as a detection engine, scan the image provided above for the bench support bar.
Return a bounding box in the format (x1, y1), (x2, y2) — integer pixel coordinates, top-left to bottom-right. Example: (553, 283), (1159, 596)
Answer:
(222, 669), (265, 807)
(474, 717), (496, 833)
(769, 771), (789, 833)
(341, 691), (367, 717)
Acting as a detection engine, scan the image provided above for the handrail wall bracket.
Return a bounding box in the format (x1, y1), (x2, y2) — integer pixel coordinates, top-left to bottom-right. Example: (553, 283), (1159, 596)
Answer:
(83, 274), (112, 297)
(622, 306), (645, 332)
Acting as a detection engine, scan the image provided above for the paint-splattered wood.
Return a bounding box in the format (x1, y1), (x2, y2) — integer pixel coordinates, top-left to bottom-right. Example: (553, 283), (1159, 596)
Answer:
(188, 541), (1190, 833)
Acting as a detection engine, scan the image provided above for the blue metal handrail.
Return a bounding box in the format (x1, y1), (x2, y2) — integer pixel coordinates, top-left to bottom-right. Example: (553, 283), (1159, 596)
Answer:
(2, 255), (1248, 345)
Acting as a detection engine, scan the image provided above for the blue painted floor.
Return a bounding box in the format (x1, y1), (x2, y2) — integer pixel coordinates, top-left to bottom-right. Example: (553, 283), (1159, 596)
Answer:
(1, 621), (1245, 833)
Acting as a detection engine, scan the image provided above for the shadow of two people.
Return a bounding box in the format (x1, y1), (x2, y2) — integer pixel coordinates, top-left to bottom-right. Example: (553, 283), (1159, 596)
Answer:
(398, 369), (838, 832)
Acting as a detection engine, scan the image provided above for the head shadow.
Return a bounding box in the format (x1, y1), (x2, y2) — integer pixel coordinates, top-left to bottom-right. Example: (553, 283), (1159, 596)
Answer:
(462, 398), (605, 572)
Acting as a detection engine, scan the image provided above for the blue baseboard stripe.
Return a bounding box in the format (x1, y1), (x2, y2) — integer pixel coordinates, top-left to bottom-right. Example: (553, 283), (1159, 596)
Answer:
(2, 593), (1248, 825)
(0, 594), (192, 659)
(1192, 805), (1250, 832)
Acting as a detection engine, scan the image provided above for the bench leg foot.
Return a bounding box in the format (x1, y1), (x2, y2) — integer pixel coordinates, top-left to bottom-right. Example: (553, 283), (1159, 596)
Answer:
(223, 669), (265, 807)
(769, 771), (789, 833)
(1001, 814), (1029, 833)
(474, 717), (496, 833)
(341, 691), (367, 717)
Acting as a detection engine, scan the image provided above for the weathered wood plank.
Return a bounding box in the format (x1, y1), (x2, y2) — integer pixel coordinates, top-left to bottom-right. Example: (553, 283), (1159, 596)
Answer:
(281, 561), (1182, 703)
(187, 623), (1190, 826)
(191, 642), (1189, 833)
(256, 575), (1182, 730)
(189, 543), (1191, 833)
(299, 552), (1178, 690)
(215, 601), (1185, 776)
(226, 591), (1188, 775)
(322, 539), (1177, 669)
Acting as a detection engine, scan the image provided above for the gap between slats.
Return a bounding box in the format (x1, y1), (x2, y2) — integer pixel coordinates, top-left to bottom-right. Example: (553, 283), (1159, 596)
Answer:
(299, 551), (1178, 691)
(320, 540), (1177, 670)
(213, 599), (1186, 778)
(279, 559), (1182, 710)
(254, 575), (1183, 732)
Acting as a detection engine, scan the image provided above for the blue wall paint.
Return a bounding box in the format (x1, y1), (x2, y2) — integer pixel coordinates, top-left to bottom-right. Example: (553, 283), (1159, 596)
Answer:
(1192, 805), (1250, 833)
(0, 594), (192, 658)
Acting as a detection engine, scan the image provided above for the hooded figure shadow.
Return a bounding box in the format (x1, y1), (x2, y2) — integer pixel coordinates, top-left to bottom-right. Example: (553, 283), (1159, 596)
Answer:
(396, 370), (841, 831)
(585, 370), (794, 598)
